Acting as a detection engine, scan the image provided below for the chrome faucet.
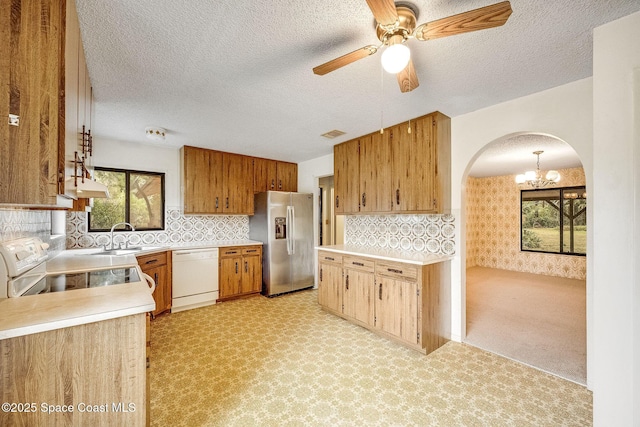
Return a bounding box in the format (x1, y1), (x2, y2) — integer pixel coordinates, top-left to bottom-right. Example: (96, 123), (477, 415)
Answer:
(109, 222), (135, 250)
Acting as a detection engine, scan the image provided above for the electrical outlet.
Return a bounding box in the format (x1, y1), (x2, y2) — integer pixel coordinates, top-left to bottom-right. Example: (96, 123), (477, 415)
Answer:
(8, 114), (19, 126)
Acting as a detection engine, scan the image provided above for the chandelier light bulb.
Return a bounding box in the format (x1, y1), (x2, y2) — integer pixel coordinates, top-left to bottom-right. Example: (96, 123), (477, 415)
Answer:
(514, 150), (561, 188)
(381, 44), (410, 74)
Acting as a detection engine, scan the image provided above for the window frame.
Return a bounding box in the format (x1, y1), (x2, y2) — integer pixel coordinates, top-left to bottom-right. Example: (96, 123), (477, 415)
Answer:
(519, 185), (586, 257)
(88, 167), (166, 232)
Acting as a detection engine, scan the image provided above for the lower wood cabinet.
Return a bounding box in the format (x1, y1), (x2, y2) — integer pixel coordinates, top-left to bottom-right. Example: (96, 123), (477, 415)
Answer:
(137, 251), (172, 317)
(317, 250), (449, 354)
(219, 246), (262, 301)
(0, 314), (146, 426)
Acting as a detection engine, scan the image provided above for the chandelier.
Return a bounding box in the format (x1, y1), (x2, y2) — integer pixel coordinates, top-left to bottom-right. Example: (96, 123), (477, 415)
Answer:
(515, 151), (561, 188)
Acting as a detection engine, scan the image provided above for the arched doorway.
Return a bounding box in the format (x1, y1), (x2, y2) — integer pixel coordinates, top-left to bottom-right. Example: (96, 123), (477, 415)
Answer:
(462, 133), (587, 384)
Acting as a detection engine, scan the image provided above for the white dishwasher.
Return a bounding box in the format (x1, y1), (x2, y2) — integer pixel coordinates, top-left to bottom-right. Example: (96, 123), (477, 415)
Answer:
(171, 248), (218, 313)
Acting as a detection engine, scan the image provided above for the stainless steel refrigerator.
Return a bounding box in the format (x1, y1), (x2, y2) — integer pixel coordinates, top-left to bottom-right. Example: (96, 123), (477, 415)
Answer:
(249, 191), (314, 297)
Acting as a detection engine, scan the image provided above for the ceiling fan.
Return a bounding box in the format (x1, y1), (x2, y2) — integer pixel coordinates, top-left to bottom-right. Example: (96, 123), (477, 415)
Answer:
(312, 0), (512, 93)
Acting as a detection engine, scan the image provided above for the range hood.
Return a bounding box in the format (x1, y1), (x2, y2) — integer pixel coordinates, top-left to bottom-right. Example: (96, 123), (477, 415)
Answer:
(66, 177), (110, 198)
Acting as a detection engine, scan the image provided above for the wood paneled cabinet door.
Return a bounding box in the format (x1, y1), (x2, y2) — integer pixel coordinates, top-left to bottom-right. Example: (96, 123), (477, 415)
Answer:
(317, 251), (343, 313)
(137, 251), (172, 317)
(333, 139), (360, 214)
(182, 146), (222, 213)
(391, 113), (450, 213)
(374, 274), (420, 346)
(276, 162), (298, 192)
(241, 252), (262, 294)
(254, 158), (278, 192)
(223, 153), (254, 214)
(359, 132), (392, 213)
(342, 266), (375, 326)
(1, 0), (81, 207)
(219, 255), (242, 299)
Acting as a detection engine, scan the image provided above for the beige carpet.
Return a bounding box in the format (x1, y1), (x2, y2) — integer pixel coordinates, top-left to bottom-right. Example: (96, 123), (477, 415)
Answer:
(150, 289), (591, 426)
(465, 266), (587, 384)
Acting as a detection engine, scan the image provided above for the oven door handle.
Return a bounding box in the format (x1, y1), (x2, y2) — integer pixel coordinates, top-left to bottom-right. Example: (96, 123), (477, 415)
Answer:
(142, 272), (156, 295)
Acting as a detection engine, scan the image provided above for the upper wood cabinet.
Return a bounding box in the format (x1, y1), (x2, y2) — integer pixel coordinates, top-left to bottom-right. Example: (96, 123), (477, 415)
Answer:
(276, 161), (297, 192)
(333, 139), (360, 214)
(253, 158), (278, 192)
(222, 153), (253, 214)
(359, 132), (392, 213)
(0, 0), (89, 208)
(253, 158), (298, 193)
(333, 111), (450, 214)
(182, 146), (218, 213)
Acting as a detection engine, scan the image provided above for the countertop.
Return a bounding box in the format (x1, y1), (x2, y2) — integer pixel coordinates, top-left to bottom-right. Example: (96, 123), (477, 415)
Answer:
(317, 245), (453, 266)
(0, 240), (264, 340)
(0, 281), (155, 340)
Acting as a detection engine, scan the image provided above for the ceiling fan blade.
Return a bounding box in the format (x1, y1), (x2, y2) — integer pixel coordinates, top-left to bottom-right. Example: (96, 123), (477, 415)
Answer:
(365, 0), (399, 26)
(313, 45), (378, 76)
(414, 1), (512, 41)
(396, 59), (419, 93)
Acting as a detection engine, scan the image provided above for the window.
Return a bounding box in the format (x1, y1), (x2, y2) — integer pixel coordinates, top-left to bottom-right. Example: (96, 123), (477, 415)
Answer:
(89, 168), (165, 232)
(520, 186), (586, 255)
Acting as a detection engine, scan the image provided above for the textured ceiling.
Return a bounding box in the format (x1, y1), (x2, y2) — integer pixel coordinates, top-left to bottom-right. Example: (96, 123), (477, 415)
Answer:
(76, 0), (640, 164)
(467, 134), (583, 177)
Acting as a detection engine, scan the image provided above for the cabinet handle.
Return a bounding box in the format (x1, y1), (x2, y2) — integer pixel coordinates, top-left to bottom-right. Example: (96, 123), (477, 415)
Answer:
(271, 179), (275, 189)
(235, 262), (238, 274)
(245, 249), (257, 253)
(352, 261), (364, 267)
(145, 259), (158, 265)
(244, 261), (248, 273)
(387, 268), (403, 274)
(319, 268), (323, 282)
(227, 251), (238, 255)
(362, 192), (366, 207)
(278, 179), (282, 190)
(379, 283), (382, 300)
(396, 189), (400, 205)
(215, 197), (219, 209)
(226, 197), (229, 209)
(336, 196), (339, 208)
(154, 273), (158, 283)
(345, 275), (349, 290)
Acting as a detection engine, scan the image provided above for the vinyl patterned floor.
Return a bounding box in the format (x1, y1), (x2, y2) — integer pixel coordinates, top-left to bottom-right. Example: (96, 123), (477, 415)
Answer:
(150, 289), (592, 426)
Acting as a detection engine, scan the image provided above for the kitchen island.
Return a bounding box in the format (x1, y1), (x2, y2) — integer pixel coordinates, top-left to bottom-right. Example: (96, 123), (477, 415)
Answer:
(0, 252), (155, 427)
(316, 245), (452, 354)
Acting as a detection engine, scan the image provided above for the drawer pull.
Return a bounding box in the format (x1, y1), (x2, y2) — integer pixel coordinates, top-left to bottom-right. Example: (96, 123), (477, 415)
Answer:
(387, 268), (403, 274)
(245, 249), (257, 253)
(324, 256), (335, 261)
(345, 275), (349, 290)
(145, 259), (158, 265)
(352, 261), (364, 267)
(227, 251), (238, 255)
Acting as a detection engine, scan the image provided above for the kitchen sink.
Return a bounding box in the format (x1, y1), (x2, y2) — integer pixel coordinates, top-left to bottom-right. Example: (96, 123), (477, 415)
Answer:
(89, 246), (162, 256)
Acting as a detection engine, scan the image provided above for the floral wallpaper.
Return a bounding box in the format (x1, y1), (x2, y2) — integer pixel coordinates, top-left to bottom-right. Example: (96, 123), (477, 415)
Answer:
(66, 209), (249, 249)
(466, 167), (586, 280)
(345, 214), (455, 255)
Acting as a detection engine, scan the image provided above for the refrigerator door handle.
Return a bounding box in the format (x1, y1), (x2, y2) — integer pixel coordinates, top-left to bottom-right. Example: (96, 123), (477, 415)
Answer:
(285, 205), (296, 255)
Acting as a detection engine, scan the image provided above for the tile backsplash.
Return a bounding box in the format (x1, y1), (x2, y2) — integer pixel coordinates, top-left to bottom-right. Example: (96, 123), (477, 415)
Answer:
(345, 214), (455, 255)
(66, 208), (250, 249)
(0, 209), (66, 255)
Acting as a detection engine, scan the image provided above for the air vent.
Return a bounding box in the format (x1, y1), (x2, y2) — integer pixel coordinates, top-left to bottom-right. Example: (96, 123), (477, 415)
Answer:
(321, 129), (346, 139)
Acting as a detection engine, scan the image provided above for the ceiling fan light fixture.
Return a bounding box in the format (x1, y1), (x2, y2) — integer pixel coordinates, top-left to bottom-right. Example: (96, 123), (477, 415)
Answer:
(381, 43), (410, 74)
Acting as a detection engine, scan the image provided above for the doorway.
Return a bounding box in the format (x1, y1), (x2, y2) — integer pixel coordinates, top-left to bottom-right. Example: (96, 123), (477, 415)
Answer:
(318, 176), (335, 246)
(463, 133), (587, 384)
